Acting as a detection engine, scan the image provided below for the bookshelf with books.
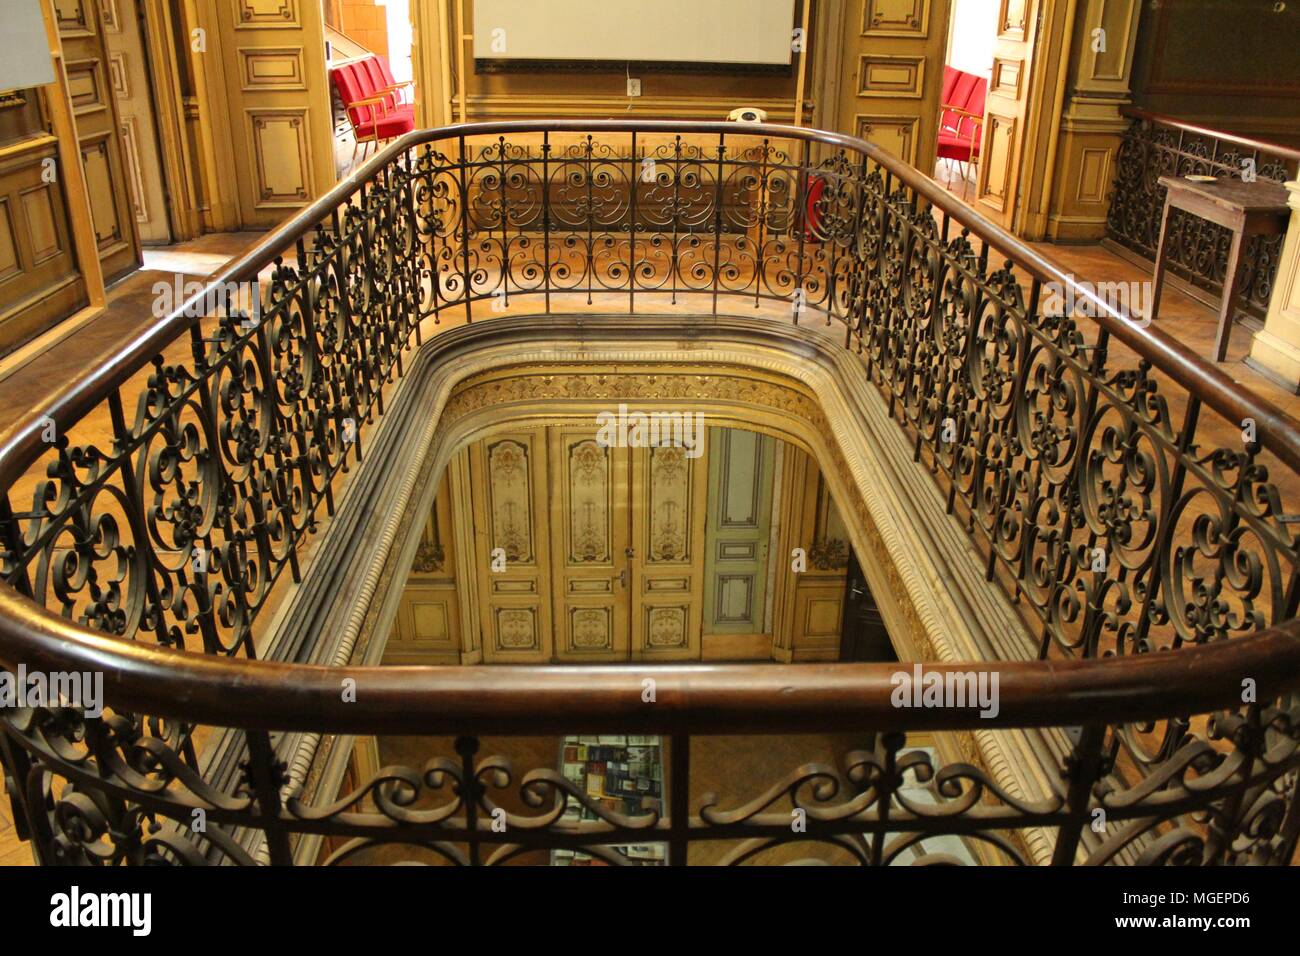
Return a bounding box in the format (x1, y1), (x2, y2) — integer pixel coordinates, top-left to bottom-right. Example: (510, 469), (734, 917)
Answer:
(551, 735), (667, 866)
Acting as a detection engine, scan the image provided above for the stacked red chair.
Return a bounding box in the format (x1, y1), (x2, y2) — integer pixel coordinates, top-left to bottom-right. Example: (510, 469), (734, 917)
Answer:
(328, 55), (416, 160)
(936, 66), (988, 189)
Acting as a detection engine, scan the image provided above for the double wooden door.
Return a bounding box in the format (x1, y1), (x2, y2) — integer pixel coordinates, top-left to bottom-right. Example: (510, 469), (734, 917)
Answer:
(469, 424), (709, 663)
(54, 0), (141, 279)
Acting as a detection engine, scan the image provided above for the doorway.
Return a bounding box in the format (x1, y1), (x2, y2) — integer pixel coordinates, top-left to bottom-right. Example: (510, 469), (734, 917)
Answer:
(936, 0), (998, 200)
(422, 419), (852, 665)
(838, 550), (897, 662)
(324, 0), (416, 179)
(104, 0), (171, 245)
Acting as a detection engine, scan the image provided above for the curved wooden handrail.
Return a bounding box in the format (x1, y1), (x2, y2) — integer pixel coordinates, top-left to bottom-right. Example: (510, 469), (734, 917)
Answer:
(1, 586), (1298, 733)
(2, 120), (1299, 491)
(1, 120), (1299, 737)
(1120, 105), (1300, 166)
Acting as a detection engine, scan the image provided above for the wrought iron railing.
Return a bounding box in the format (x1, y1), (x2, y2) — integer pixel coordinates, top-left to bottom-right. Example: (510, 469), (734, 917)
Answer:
(1105, 106), (1300, 324)
(0, 120), (1298, 866)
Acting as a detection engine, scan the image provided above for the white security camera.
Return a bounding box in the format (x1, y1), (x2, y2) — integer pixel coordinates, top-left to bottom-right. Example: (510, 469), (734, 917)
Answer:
(728, 107), (768, 123)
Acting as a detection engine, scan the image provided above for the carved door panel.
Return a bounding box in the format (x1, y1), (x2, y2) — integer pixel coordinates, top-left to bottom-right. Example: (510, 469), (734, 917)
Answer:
(55, 0), (142, 280)
(102, 0), (170, 243)
(629, 439), (708, 662)
(549, 426), (632, 663)
(703, 427), (776, 639)
(215, 0), (335, 227)
(973, 0), (1040, 228)
(472, 430), (554, 664)
(834, 0), (951, 166)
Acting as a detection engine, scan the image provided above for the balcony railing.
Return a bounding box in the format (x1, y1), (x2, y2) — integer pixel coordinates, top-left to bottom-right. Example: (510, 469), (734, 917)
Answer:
(1105, 106), (1300, 325)
(1, 120), (1298, 866)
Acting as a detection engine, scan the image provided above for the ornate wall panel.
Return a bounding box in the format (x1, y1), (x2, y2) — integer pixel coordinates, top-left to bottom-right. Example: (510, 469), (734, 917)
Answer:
(472, 432), (554, 663)
(550, 427), (631, 662)
(239, 48), (307, 91)
(856, 55), (925, 98)
(247, 109), (313, 207)
(0, 134), (87, 355)
(57, 0), (140, 278)
(862, 0), (930, 36)
(836, 0), (948, 165)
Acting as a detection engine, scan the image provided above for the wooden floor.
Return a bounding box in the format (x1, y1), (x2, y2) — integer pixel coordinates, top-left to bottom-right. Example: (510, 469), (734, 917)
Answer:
(0, 787), (34, 866)
(1, 221), (1298, 866)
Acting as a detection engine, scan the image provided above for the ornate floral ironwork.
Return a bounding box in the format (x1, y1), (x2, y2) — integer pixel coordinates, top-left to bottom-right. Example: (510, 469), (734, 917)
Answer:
(1, 122), (1297, 865)
(1105, 115), (1296, 323)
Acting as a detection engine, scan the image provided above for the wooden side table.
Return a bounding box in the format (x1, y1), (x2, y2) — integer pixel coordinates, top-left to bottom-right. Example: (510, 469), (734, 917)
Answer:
(1150, 175), (1290, 361)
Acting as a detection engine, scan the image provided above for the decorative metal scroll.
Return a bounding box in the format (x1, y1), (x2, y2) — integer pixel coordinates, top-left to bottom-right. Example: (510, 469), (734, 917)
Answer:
(1105, 115), (1296, 323)
(1, 125), (1298, 865)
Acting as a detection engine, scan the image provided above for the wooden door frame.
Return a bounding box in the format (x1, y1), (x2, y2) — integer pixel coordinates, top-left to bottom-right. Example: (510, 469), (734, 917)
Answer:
(137, 0), (203, 241)
(963, 0), (1070, 236)
(816, 0), (1069, 238)
(0, 0), (114, 373)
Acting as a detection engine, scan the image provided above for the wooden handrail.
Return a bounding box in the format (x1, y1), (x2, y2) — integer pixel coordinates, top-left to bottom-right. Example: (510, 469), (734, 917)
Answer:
(1, 120), (1298, 738)
(1, 586), (1298, 733)
(3, 120), (1298, 492)
(1120, 105), (1300, 166)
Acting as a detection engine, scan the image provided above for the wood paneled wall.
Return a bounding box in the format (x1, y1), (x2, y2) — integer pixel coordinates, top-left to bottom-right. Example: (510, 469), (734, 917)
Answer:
(426, 0), (809, 125)
(0, 107), (87, 356)
(382, 422), (851, 666)
(200, 0), (337, 228)
(1130, 0), (1300, 147)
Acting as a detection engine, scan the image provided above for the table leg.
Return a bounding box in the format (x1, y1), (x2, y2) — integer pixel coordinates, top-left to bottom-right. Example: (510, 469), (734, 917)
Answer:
(1213, 224), (1247, 363)
(1149, 197), (1173, 325)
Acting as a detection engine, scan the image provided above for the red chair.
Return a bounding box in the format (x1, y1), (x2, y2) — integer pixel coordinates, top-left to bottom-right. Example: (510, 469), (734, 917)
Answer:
(936, 68), (987, 196)
(802, 174), (826, 242)
(328, 56), (416, 163)
(940, 66), (961, 120)
(372, 56), (414, 107)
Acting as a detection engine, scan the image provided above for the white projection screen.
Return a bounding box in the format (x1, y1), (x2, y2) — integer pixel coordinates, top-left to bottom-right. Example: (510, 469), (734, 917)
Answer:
(472, 0), (798, 66)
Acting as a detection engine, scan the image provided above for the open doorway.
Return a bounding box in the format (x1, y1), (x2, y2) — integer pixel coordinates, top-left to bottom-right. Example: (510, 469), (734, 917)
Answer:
(936, 1), (997, 201)
(935, 0), (1046, 232)
(324, 0), (416, 178)
(103, 0), (171, 247)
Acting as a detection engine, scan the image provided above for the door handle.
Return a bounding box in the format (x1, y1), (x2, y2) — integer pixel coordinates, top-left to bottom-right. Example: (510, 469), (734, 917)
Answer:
(618, 568), (627, 588)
